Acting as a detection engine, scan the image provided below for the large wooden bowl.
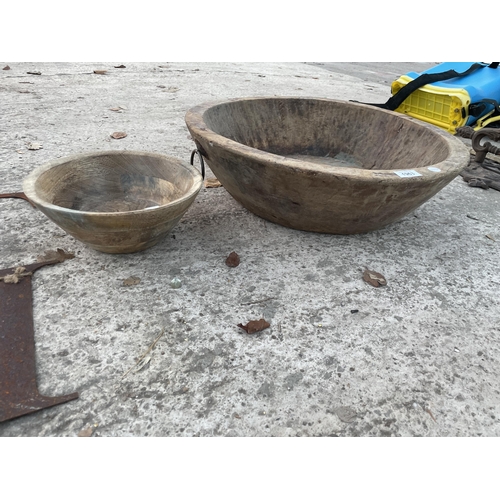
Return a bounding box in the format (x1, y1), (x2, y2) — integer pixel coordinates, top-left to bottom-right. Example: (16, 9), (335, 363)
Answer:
(185, 97), (470, 234)
(23, 151), (203, 253)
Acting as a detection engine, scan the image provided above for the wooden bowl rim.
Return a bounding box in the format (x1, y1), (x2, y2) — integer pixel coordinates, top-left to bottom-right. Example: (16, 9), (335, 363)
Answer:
(23, 150), (203, 217)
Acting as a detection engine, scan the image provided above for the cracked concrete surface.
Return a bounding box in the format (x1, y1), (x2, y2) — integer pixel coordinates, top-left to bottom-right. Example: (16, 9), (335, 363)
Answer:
(1, 62), (499, 437)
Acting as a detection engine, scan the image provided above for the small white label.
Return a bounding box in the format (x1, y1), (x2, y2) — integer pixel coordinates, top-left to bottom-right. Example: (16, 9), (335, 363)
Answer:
(394, 170), (422, 178)
(427, 166), (441, 172)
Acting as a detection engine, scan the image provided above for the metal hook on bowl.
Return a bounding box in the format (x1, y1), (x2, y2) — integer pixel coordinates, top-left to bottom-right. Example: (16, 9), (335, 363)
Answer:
(190, 149), (206, 179)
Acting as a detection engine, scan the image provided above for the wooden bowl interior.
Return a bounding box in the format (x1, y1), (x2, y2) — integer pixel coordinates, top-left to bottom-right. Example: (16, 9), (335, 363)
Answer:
(202, 98), (450, 170)
(34, 153), (196, 213)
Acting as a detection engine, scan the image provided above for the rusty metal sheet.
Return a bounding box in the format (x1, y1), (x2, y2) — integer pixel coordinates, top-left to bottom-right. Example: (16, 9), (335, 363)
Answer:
(0, 260), (78, 423)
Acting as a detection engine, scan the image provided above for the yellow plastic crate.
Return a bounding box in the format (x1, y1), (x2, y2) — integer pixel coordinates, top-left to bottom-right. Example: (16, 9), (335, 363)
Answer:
(391, 75), (471, 134)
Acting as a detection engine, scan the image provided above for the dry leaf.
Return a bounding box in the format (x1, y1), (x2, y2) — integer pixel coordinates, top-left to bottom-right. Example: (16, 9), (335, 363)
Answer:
(111, 131), (127, 139)
(205, 178), (222, 188)
(225, 251), (240, 267)
(37, 248), (75, 263)
(27, 142), (43, 150)
(123, 276), (141, 286)
(109, 107), (122, 112)
(363, 268), (387, 287)
(3, 65), (10, 70)
(94, 70), (107, 75)
(114, 64), (126, 68)
(237, 318), (270, 334)
(55, 249), (75, 262)
(486, 234), (496, 241)
(27, 71), (41, 75)
(78, 426), (94, 437)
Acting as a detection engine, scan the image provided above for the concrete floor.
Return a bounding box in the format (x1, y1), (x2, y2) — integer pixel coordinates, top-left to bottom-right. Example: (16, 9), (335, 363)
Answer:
(1, 62), (499, 437)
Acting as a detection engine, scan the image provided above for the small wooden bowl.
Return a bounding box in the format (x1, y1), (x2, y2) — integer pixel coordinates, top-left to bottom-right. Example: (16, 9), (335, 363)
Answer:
(23, 151), (203, 253)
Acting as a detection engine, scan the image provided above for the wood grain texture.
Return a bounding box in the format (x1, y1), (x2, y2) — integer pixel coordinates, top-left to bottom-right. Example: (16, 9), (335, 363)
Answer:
(23, 151), (203, 253)
(186, 97), (470, 234)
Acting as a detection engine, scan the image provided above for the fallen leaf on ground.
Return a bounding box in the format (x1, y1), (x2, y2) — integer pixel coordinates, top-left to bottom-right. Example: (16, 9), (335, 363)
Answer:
(94, 70), (107, 75)
(111, 131), (127, 139)
(225, 251), (240, 267)
(205, 178), (222, 188)
(123, 276), (141, 286)
(486, 234), (496, 241)
(237, 318), (270, 334)
(27, 71), (41, 75)
(78, 426), (95, 437)
(37, 248), (75, 263)
(27, 142), (43, 150)
(363, 268), (387, 287)
(3, 65), (10, 70)
(114, 64), (126, 68)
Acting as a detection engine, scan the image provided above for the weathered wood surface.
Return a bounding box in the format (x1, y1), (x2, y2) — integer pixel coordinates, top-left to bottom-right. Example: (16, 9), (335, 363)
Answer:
(23, 151), (203, 253)
(186, 97), (470, 234)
